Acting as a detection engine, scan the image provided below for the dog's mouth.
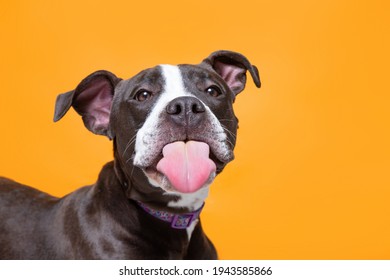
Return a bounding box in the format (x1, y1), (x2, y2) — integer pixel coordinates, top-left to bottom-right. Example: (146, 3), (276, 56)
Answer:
(143, 141), (218, 194)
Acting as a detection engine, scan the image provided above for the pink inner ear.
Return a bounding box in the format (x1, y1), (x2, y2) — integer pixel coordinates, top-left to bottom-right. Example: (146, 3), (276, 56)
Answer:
(74, 78), (113, 134)
(214, 61), (246, 94)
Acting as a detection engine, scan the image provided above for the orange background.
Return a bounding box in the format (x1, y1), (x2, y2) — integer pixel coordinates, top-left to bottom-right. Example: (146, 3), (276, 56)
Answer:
(0, 0), (389, 259)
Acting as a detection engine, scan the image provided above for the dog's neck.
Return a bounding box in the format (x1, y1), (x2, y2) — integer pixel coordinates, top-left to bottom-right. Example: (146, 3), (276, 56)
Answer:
(94, 162), (199, 247)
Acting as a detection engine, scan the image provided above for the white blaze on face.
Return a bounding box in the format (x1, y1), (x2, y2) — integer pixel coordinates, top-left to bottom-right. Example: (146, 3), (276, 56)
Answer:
(133, 65), (189, 167)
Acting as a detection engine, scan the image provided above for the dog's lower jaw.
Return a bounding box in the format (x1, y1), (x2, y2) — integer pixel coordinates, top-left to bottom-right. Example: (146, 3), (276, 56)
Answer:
(142, 167), (212, 212)
(113, 156), (210, 212)
(167, 187), (210, 211)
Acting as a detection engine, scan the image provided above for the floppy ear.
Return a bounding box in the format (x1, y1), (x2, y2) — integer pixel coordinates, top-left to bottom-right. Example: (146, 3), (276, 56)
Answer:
(53, 70), (121, 138)
(202, 50), (261, 95)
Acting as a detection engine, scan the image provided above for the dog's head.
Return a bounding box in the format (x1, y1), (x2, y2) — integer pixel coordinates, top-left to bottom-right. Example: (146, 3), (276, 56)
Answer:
(54, 50), (260, 210)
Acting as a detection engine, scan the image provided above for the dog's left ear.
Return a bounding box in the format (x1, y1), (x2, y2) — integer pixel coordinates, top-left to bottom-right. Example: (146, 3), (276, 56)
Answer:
(202, 50), (261, 95)
(53, 70), (122, 139)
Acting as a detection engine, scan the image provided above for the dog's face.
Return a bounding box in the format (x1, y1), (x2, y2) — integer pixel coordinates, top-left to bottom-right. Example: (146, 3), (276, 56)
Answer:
(113, 64), (238, 192)
(54, 51), (260, 210)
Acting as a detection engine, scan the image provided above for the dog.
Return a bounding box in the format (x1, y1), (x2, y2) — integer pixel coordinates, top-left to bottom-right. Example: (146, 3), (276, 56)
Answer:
(0, 50), (260, 259)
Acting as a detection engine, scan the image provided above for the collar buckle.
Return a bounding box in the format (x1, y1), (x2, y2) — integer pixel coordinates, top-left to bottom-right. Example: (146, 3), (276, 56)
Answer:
(171, 213), (197, 229)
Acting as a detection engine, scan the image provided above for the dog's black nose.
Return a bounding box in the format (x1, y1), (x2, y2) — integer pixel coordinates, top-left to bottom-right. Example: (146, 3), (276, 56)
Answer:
(166, 96), (206, 127)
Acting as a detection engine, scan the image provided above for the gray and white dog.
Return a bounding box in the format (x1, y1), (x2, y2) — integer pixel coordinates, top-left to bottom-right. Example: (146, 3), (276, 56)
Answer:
(0, 50), (260, 259)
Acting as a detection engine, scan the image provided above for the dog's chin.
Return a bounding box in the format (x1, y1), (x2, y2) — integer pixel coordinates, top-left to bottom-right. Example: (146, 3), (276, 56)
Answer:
(142, 166), (216, 194)
(142, 166), (171, 190)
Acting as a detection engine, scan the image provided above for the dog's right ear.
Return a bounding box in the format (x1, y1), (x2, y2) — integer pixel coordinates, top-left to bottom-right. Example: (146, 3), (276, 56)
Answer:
(54, 70), (121, 138)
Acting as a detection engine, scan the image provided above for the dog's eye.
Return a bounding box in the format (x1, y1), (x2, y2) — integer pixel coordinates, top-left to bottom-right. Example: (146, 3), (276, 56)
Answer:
(205, 86), (222, 97)
(134, 90), (153, 102)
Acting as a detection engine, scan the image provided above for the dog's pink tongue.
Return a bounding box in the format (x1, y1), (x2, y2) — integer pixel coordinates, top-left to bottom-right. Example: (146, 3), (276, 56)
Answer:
(156, 141), (216, 193)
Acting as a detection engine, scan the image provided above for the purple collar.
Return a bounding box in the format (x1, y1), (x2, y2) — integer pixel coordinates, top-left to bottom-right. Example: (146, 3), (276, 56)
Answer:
(136, 201), (205, 229)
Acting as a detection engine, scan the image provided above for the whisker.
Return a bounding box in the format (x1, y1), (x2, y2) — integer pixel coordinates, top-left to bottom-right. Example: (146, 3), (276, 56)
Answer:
(130, 164), (136, 179)
(221, 125), (237, 140)
(225, 137), (235, 148)
(126, 155), (134, 164)
(122, 134), (137, 157)
(218, 118), (236, 122)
